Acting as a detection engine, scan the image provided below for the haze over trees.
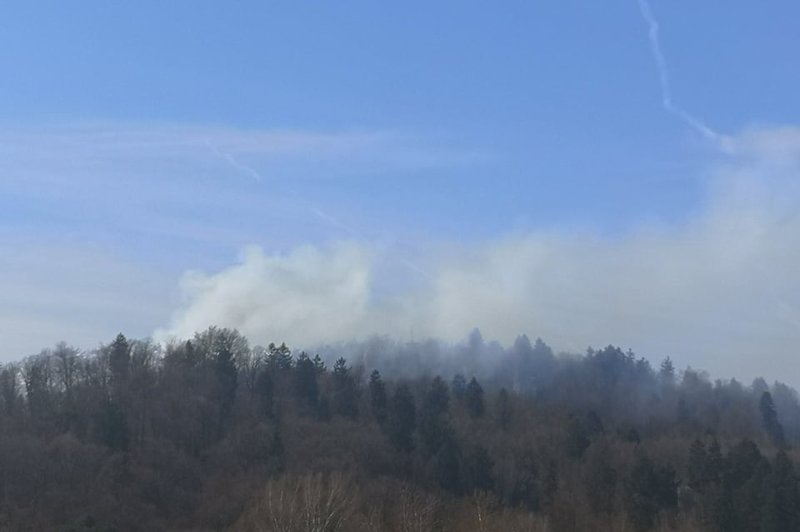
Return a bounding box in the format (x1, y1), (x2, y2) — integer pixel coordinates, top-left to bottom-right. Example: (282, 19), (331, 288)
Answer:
(0, 327), (798, 531)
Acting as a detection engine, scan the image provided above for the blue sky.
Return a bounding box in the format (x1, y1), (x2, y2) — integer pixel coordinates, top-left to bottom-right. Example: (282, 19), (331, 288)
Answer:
(2, 1), (800, 384)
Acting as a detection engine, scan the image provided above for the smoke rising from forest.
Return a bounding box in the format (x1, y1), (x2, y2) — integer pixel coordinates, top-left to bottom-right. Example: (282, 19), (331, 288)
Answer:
(159, 126), (800, 385)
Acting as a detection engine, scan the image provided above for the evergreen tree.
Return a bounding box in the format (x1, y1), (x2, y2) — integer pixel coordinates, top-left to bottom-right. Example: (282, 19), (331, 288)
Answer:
(721, 439), (771, 532)
(760, 391), (787, 448)
(316, 394), (332, 422)
(108, 333), (131, 405)
(761, 451), (800, 532)
(425, 376), (450, 416)
(312, 354), (326, 373)
(332, 358), (358, 419)
(564, 415), (591, 459)
(463, 444), (494, 494)
(267, 342), (293, 371)
(433, 436), (461, 494)
(255, 370), (273, 418)
(210, 330), (240, 434)
(95, 399), (129, 451)
(626, 455), (678, 531)
(687, 439), (708, 491)
(269, 428), (286, 474)
(419, 377), (452, 453)
(585, 443), (617, 515)
(659, 357), (675, 382)
(464, 377), (484, 418)
(451, 374), (466, 400)
(0, 364), (19, 417)
(368, 370), (388, 425)
(386, 384), (416, 451)
(292, 352), (319, 409)
(495, 388), (512, 430)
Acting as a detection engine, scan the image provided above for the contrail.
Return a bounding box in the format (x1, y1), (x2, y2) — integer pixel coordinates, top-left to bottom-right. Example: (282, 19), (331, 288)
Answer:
(636, 0), (721, 144)
(311, 207), (358, 236)
(205, 139), (263, 182)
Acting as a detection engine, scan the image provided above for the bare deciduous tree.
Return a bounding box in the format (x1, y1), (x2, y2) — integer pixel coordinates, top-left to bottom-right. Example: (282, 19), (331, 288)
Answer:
(236, 472), (356, 532)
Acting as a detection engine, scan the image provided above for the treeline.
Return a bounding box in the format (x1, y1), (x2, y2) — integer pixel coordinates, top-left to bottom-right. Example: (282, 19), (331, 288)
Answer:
(0, 328), (798, 531)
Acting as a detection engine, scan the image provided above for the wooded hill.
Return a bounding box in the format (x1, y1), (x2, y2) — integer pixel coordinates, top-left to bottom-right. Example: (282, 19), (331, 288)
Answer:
(0, 328), (798, 531)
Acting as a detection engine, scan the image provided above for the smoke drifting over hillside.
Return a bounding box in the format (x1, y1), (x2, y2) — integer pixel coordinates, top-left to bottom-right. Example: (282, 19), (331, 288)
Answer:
(159, 127), (800, 385)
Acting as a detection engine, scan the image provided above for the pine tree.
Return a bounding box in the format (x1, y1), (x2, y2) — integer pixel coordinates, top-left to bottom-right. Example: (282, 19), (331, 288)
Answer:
(419, 377), (452, 453)
(386, 384), (416, 451)
(464, 444), (494, 494)
(687, 439), (708, 491)
(292, 352), (319, 410)
(369, 370), (388, 425)
(267, 342), (293, 371)
(109, 333), (130, 395)
(761, 451), (800, 532)
(659, 357), (675, 382)
(625, 455), (678, 531)
(464, 377), (484, 418)
(451, 374), (466, 400)
(256, 370), (273, 418)
(760, 391), (787, 448)
(332, 358), (358, 419)
(312, 354), (326, 373)
(495, 388), (512, 430)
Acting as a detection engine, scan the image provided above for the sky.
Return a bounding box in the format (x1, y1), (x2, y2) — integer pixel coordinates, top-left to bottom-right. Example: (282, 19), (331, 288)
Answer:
(2, 1), (800, 385)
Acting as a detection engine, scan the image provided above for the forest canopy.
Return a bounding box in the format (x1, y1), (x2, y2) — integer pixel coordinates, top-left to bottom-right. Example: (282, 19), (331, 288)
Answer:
(0, 328), (798, 531)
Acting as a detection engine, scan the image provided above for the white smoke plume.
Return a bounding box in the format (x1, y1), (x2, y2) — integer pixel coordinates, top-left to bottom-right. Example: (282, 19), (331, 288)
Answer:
(159, 126), (800, 385)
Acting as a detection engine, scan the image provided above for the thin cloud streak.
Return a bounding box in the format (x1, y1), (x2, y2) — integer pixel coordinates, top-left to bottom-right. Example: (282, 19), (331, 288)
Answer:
(205, 139), (263, 182)
(636, 0), (724, 144)
(0, 121), (476, 249)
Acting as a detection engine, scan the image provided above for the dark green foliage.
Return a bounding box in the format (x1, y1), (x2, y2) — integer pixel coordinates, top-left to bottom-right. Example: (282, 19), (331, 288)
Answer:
(432, 435), (461, 494)
(255, 370), (273, 418)
(3, 328), (800, 531)
(659, 356), (675, 381)
(211, 330), (239, 427)
(419, 376), (452, 454)
(761, 451), (800, 532)
(565, 416), (590, 458)
(425, 376), (450, 415)
(316, 394), (332, 422)
(760, 391), (787, 448)
(506, 335), (557, 390)
(0, 364), (19, 417)
(266, 342), (293, 371)
(386, 384), (415, 451)
(269, 428), (286, 474)
(585, 445), (617, 515)
(716, 439), (771, 532)
(292, 352), (319, 409)
(312, 353), (326, 373)
(451, 374), (466, 399)
(23, 353), (53, 420)
(505, 450), (540, 511)
(625, 455), (678, 531)
(687, 439), (709, 491)
(332, 357), (359, 419)
(94, 399), (129, 451)
(464, 377), (484, 418)
(109, 333), (130, 388)
(463, 444), (494, 494)
(495, 388), (512, 430)
(368, 370), (387, 424)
